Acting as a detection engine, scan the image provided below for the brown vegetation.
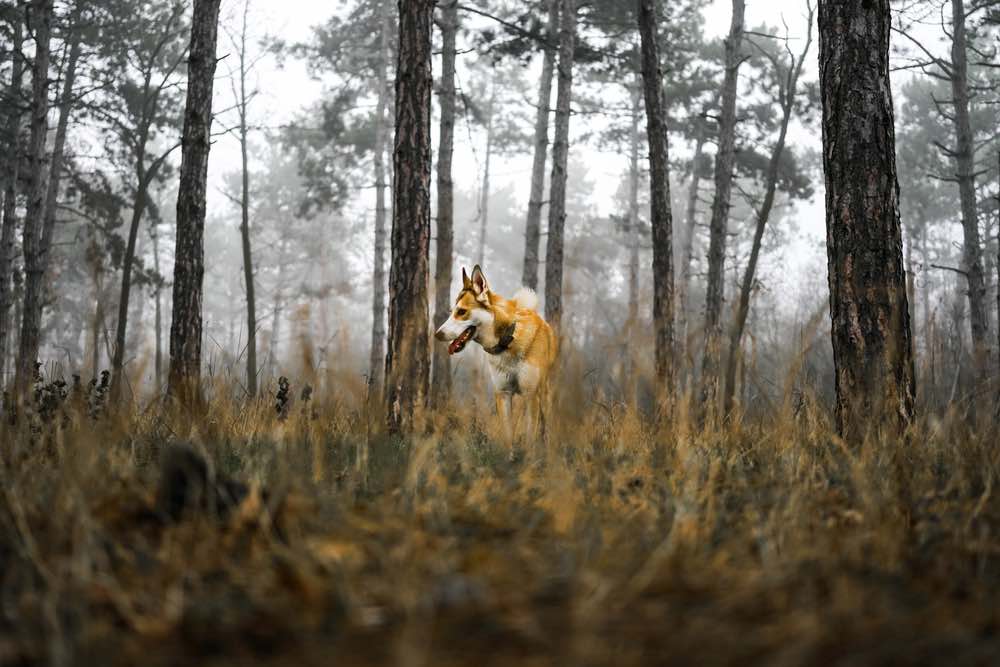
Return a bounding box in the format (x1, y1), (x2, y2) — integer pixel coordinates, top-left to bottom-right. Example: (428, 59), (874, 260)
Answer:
(1, 351), (998, 666)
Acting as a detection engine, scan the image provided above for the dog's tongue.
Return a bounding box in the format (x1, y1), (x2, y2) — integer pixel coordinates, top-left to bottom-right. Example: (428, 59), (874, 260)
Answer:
(448, 327), (475, 355)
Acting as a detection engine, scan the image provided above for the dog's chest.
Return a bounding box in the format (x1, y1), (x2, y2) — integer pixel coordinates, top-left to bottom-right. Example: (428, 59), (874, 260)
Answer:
(487, 353), (539, 395)
(487, 353), (521, 393)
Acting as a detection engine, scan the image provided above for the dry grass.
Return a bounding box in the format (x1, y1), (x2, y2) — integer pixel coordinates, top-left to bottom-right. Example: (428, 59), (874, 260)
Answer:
(1, 360), (999, 666)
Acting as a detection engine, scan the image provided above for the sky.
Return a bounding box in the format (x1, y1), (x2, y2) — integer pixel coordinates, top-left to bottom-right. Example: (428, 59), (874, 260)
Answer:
(202, 0), (929, 300)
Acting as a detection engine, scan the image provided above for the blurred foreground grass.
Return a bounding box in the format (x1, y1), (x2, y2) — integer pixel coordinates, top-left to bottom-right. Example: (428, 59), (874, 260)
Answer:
(1, 371), (999, 666)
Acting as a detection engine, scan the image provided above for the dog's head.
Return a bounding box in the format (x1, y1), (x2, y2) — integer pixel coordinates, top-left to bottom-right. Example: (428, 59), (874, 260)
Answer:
(434, 265), (495, 355)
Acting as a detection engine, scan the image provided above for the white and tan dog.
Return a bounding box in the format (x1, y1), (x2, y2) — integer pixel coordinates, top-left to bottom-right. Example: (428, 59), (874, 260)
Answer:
(435, 265), (557, 443)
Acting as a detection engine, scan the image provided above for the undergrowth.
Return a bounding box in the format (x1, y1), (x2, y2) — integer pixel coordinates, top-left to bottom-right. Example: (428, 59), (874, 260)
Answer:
(0, 368), (998, 666)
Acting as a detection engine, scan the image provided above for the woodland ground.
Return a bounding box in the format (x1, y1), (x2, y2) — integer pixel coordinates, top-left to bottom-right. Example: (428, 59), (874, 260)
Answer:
(1, 360), (999, 666)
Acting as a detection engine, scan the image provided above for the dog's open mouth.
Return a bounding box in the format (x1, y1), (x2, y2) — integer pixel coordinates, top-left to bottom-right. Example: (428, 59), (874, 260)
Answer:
(448, 326), (476, 355)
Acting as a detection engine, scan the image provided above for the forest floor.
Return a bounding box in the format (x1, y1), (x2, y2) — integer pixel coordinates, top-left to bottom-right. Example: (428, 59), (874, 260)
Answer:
(1, 370), (999, 666)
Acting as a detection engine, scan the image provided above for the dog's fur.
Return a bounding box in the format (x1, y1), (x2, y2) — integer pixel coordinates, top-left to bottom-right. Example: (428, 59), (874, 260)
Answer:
(435, 265), (557, 443)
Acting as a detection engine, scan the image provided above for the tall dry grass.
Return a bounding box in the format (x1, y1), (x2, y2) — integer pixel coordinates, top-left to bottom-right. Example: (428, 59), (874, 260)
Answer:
(0, 348), (998, 666)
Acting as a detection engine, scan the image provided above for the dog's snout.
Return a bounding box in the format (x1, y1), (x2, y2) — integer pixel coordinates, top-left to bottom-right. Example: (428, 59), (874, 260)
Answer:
(434, 325), (447, 341)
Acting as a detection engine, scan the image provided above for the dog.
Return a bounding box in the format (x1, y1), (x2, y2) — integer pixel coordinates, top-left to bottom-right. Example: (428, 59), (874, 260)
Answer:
(434, 265), (557, 445)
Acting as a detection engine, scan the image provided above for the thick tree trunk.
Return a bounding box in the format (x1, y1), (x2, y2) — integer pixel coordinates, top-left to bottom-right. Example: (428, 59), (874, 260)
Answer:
(638, 0), (675, 399)
(477, 75), (496, 266)
(522, 0), (558, 291)
(818, 0), (915, 437)
(235, 0), (257, 397)
(543, 0), (576, 331)
(384, 0), (434, 431)
(0, 15), (24, 389)
(699, 0), (744, 409)
(168, 0), (222, 404)
(949, 0), (989, 386)
(15, 0), (54, 393)
(369, 0), (392, 394)
(431, 0), (457, 408)
(722, 19), (811, 414)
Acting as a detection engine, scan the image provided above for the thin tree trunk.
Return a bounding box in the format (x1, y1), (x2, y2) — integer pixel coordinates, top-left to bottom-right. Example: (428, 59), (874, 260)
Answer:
(700, 0), (744, 410)
(384, 0), (434, 431)
(722, 16), (812, 414)
(369, 0), (391, 393)
(0, 15), (24, 389)
(235, 0), (258, 397)
(168, 0), (222, 404)
(522, 0), (558, 290)
(39, 11), (82, 265)
(678, 125), (705, 369)
(638, 0), (675, 399)
(477, 74), (496, 266)
(111, 175), (151, 395)
(627, 81), (640, 328)
(152, 227), (162, 390)
(15, 0), (54, 393)
(949, 0), (989, 387)
(431, 0), (457, 408)
(543, 0), (576, 331)
(818, 0), (915, 437)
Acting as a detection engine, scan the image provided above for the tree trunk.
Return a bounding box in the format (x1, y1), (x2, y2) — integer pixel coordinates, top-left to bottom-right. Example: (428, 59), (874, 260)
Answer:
(369, 0), (392, 394)
(168, 0), (222, 404)
(431, 0), (457, 408)
(522, 0), (558, 291)
(818, 0), (915, 437)
(0, 15), (24, 389)
(152, 227), (162, 391)
(15, 0), (54, 393)
(699, 0), (744, 410)
(949, 0), (989, 386)
(543, 0), (576, 331)
(678, 125), (705, 369)
(638, 0), (675, 400)
(235, 0), (258, 397)
(384, 0), (434, 431)
(111, 174), (151, 395)
(627, 81), (640, 329)
(477, 74), (496, 266)
(722, 17), (812, 414)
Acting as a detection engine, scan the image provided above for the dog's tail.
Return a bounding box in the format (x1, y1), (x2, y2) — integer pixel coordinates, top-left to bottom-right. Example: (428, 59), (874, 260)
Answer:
(512, 287), (539, 311)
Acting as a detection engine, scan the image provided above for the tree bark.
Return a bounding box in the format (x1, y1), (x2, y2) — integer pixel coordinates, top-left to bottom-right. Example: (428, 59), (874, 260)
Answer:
(638, 0), (675, 400)
(384, 0), (435, 431)
(522, 0), (558, 291)
(15, 0), (54, 393)
(431, 0), (457, 408)
(818, 0), (915, 437)
(369, 0), (392, 394)
(949, 0), (989, 386)
(543, 0), (576, 331)
(700, 0), (744, 410)
(0, 15), (24, 389)
(168, 0), (222, 404)
(235, 0), (258, 397)
(722, 15), (812, 414)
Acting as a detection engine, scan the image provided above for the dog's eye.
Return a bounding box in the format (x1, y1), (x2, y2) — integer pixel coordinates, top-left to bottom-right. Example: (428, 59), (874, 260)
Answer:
(455, 308), (467, 317)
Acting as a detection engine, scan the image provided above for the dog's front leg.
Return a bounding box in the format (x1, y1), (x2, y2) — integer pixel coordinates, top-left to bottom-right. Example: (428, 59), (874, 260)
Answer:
(495, 392), (514, 448)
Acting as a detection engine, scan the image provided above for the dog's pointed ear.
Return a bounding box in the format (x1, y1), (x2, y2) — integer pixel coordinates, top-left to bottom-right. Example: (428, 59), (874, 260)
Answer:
(470, 265), (490, 302)
(461, 267), (472, 290)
